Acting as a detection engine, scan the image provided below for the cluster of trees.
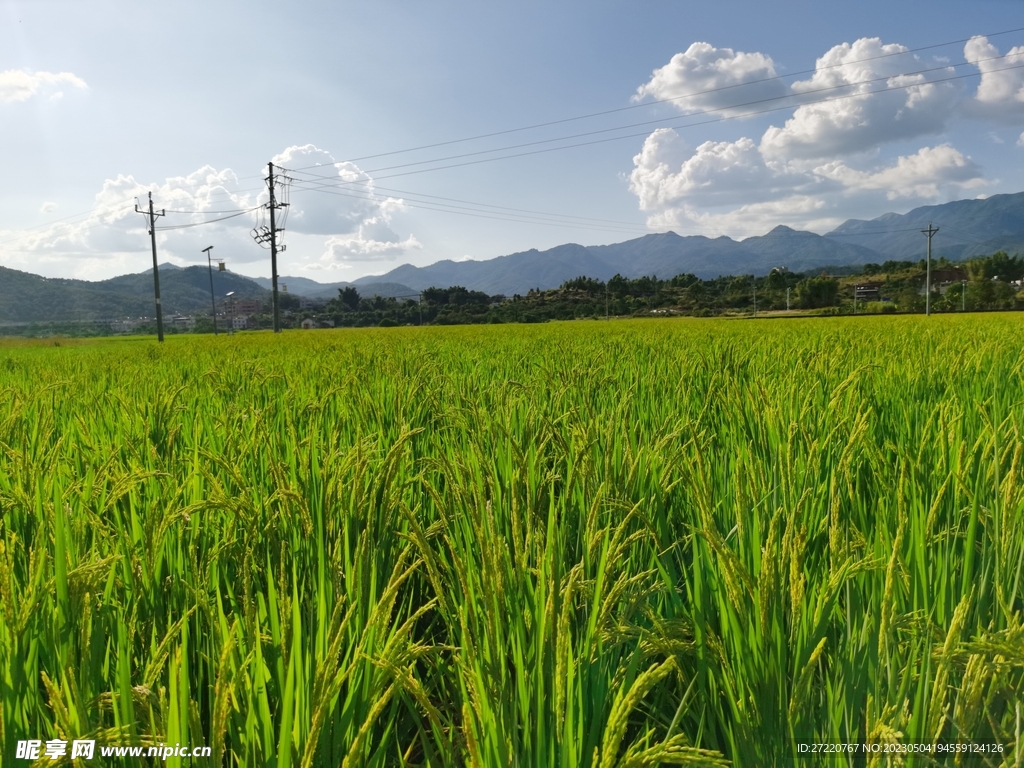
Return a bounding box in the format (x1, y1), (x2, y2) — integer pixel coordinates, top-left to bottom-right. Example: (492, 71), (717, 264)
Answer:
(15, 251), (1022, 338)
(310, 251), (1024, 328)
(321, 285), (493, 327)
(310, 270), (843, 328)
(858, 252), (1024, 313)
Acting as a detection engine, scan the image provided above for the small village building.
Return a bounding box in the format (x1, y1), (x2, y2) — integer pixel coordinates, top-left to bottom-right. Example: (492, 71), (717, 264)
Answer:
(227, 297), (263, 315)
(854, 281), (884, 301)
(929, 267), (968, 294)
(109, 318), (149, 333)
(917, 267), (968, 295)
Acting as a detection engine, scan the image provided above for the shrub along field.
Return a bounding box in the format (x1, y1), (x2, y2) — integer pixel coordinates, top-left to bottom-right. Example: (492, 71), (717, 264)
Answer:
(0, 317), (1021, 766)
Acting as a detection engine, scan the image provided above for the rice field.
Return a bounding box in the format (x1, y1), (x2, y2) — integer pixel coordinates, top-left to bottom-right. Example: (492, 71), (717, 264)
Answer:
(0, 316), (1022, 766)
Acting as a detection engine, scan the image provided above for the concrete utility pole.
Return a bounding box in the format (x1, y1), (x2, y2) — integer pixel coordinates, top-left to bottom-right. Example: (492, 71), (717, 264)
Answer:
(226, 291), (235, 334)
(921, 222), (939, 316)
(752, 279), (757, 317)
(786, 287), (790, 311)
(250, 166), (287, 331)
(136, 192), (166, 342)
(268, 162), (284, 333)
(203, 245), (219, 336)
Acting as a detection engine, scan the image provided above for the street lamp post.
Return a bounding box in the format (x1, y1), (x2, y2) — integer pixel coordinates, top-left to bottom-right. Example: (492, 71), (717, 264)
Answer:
(203, 245), (220, 336)
(226, 291), (235, 334)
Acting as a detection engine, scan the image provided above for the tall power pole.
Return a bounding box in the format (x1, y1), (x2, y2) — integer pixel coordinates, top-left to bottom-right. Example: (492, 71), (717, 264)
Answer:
(203, 245), (218, 336)
(250, 165), (288, 331)
(921, 223), (939, 316)
(268, 162), (282, 333)
(136, 192), (166, 342)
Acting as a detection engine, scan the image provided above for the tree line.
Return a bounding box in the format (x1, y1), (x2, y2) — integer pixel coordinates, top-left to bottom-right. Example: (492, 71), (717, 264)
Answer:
(10, 251), (1021, 337)
(306, 251), (1024, 328)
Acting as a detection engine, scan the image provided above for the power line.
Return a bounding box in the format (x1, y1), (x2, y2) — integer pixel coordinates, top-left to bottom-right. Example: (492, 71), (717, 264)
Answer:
(286, 55), (1024, 183)
(0, 182), (269, 250)
(371, 183), (643, 223)
(289, 178), (937, 240)
(7, 35), (1021, 254)
(287, 175), (651, 229)
(288, 169), (977, 238)
(163, 207), (255, 214)
(4, 29), (1023, 266)
(285, 25), (1024, 169)
(823, 227), (929, 236)
(154, 207), (260, 231)
(273, 60), (1024, 195)
(289, 182), (655, 235)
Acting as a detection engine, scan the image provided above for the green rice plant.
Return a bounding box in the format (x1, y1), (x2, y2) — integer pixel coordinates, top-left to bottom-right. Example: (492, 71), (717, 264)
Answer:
(0, 316), (1020, 766)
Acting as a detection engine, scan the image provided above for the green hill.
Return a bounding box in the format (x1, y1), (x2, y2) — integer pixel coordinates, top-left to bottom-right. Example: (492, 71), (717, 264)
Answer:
(0, 265), (269, 324)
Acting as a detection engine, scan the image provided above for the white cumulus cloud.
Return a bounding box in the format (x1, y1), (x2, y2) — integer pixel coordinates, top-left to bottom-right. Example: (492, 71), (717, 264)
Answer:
(634, 42), (788, 115)
(0, 69), (87, 103)
(629, 130), (816, 210)
(626, 35), (1008, 235)
(963, 36), (1024, 121)
(1, 145), (420, 277)
(270, 144), (380, 236)
(320, 198), (421, 262)
(650, 195), (836, 237)
(814, 145), (985, 199)
(271, 144), (421, 262)
(760, 38), (960, 161)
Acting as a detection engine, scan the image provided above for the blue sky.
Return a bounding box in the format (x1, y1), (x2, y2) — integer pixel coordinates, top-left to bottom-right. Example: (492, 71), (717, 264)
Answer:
(2, 0), (1024, 282)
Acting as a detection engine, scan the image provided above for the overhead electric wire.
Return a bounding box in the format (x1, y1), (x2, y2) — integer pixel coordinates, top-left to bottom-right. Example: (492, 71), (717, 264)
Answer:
(0, 182), (270, 250)
(371, 182), (661, 228)
(287, 171), (1000, 239)
(287, 175), (653, 230)
(0, 196), (145, 247)
(154, 207), (260, 231)
(283, 25), (1024, 169)
(278, 59), (1024, 195)
(289, 183), (657, 235)
(163, 207), (255, 214)
(824, 227), (926, 237)
(5, 28), (1023, 257)
(286, 53), (1024, 183)
(290, 180), (933, 241)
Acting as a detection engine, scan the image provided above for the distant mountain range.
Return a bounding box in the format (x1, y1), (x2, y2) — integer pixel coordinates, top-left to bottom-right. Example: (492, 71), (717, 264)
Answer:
(249, 276), (417, 301)
(826, 193), (1024, 261)
(352, 192), (1024, 295)
(0, 265), (421, 325)
(2, 192), (1024, 324)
